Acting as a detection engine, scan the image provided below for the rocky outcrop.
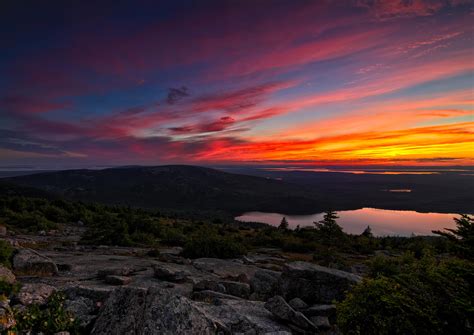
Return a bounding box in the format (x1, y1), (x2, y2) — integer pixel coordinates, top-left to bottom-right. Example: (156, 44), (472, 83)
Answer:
(288, 297), (308, 310)
(264, 295), (317, 332)
(13, 249), (58, 276)
(153, 264), (191, 283)
(199, 298), (292, 334)
(63, 285), (113, 330)
(6, 242), (362, 334)
(250, 269), (281, 301)
(91, 287), (221, 335)
(219, 280), (251, 299)
(192, 258), (258, 282)
(0, 266), (15, 284)
(14, 283), (55, 305)
(279, 261), (361, 304)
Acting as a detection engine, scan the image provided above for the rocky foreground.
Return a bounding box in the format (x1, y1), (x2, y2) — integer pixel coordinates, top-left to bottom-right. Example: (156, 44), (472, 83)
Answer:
(0, 231), (362, 334)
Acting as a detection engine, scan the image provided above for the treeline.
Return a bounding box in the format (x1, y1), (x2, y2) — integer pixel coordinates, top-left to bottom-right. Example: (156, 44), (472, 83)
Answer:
(0, 196), (464, 261)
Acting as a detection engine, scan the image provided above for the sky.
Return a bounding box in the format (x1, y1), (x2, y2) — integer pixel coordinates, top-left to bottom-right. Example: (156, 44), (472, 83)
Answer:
(1, 0), (473, 168)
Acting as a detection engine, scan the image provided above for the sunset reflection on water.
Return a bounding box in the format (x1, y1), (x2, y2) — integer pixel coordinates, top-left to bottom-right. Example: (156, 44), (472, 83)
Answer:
(236, 208), (460, 236)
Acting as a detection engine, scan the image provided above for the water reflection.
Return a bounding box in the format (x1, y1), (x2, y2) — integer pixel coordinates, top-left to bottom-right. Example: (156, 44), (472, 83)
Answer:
(261, 167), (440, 175)
(235, 208), (459, 236)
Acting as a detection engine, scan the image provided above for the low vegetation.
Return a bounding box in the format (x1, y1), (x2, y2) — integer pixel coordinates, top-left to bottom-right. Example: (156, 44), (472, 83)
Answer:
(0, 240), (13, 268)
(13, 292), (79, 334)
(337, 254), (473, 335)
(182, 230), (247, 258)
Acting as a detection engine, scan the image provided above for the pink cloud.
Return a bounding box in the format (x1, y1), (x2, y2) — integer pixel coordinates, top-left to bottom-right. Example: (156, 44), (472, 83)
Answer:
(356, 0), (471, 20)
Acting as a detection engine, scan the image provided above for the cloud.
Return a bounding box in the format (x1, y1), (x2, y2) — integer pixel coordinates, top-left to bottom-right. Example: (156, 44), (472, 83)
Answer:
(166, 86), (190, 105)
(191, 81), (293, 113)
(356, 0), (472, 20)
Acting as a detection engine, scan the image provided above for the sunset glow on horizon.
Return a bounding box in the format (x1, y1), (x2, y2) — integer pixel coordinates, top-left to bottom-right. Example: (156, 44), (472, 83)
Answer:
(1, 0), (473, 167)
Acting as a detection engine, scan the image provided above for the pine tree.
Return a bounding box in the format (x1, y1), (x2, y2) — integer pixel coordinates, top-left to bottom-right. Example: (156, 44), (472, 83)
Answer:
(433, 214), (473, 259)
(314, 210), (344, 245)
(361, 225), (373, 238)
(278, 217), (289, 230)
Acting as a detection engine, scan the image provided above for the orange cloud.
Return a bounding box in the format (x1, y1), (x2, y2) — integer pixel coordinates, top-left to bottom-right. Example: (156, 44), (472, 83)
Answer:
(191, 122), (474, 165)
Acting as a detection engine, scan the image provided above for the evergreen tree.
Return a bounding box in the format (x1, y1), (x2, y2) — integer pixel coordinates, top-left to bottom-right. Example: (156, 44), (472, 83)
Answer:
(362, 225), (373, 238)
(314, 210), (344, 245)
(278, 217), (289, 230)
(433, 214), (473, 259)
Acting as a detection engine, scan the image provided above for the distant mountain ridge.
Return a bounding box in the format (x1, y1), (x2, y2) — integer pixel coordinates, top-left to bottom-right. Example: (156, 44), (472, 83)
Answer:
(4, 165), (472, 214)
(4, 165), (325, 214)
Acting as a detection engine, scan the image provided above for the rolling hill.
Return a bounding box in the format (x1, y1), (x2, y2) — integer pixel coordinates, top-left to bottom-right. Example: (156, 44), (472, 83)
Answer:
(3, 165), (325, 214)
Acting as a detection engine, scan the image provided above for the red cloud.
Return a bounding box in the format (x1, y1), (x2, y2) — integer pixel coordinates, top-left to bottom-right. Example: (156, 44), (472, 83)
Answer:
(356, 0), (471, 20)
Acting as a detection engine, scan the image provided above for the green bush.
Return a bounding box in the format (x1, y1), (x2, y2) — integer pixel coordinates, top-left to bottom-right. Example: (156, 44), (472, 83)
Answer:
(338, 277), (433, 335)
(14, 291), (79, 334)
(182, 232), (246, 259)
(338, 256), (474, 335)
(130, 231), (158, 246)
(0, 279), (20, 296)
(160, 228), (187, 246)
(0, 240), (13, 268)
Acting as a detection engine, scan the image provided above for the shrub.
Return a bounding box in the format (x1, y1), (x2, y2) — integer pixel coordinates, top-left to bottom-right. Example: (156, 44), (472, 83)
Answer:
(338, 277), (433, 335)
(130, 231), (158, 246)
(160, 228), (187, 246)
(0, 240), (13, 268)
(313, 247), (347, 269)
(82, 219), (133, 246)
(182, 232), (246, 259)
(14, 291), (79, 334)
(0, 279), (20, 296)
(338, 256), (474, 335)
(282, 236), (317, 253)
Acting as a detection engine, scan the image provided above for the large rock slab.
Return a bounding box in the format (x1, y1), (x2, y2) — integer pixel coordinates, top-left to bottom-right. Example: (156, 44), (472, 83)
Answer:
(63, 285), (113, 330)
(92, 286), (294, 335)
(91, 287), (221, 335)
(219, 281), (250, 299)
(192, 258), (258, 281)
(91, 287), (148, 334)
(13, 249), (58, 276)
(142, 287), (222, 334)
(250, 269), (281, 301)
(199, 298), (292, 334)
(279, 261), (361, 304)
(265, 296), (317, 331)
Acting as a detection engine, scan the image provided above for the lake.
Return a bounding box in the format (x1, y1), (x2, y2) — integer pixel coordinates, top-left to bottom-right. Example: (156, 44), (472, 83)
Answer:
(235, 208), (459, 236)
